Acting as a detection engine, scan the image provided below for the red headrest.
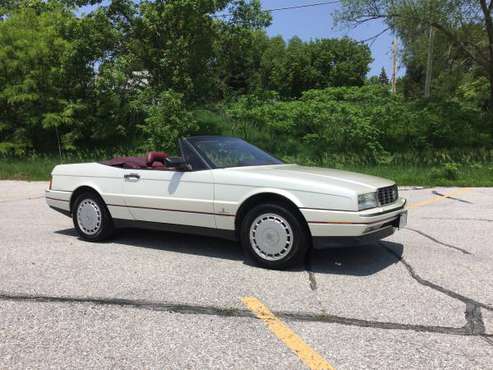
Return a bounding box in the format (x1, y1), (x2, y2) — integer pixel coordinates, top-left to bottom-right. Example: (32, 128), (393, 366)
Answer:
(146, 151), (168, 166)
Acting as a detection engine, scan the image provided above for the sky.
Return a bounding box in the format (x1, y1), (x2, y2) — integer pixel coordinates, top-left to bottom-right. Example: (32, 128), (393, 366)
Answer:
(260, 0), (399, 77)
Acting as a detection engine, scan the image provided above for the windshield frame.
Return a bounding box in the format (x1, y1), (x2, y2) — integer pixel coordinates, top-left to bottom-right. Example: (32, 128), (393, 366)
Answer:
(183, 136), (284, 169)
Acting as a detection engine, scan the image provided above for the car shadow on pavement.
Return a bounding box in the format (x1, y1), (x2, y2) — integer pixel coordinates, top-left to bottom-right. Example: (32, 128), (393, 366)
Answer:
(55, 227), (245, 261)
(55, 228), (403, 275)
(308, 241), (403, 276)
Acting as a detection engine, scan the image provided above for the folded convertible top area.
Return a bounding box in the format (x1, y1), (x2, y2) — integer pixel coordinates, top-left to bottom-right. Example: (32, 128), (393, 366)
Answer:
(101, 151), (168, 169)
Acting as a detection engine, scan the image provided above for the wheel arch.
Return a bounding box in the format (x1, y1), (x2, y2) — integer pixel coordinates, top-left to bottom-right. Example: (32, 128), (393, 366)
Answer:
(234, 191), (311, 240)
(70, 185), (105, 213)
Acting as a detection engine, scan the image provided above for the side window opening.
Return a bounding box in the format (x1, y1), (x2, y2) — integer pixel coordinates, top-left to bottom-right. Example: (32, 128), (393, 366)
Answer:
(179, 139), (208, 171)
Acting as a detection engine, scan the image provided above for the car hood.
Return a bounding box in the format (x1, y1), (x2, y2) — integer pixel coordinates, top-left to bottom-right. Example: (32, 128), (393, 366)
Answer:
(222, 164), (395, 194)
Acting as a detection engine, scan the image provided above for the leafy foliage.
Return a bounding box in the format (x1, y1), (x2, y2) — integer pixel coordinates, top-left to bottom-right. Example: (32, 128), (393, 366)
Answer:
(0, 0), (491, 172)
(337, 0), (493, 109)
(225, 85), (491, 164)
(137, 89), (198, 152)
(0, 4), (118, 153)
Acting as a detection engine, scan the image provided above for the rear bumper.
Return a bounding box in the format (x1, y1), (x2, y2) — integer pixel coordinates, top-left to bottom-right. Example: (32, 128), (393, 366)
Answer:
(301, 198), (406, 246)
(45, 189), (71, 216)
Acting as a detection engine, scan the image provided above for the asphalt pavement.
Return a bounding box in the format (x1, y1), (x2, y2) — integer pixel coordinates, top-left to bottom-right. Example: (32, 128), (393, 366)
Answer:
(0, 181), (492, 369)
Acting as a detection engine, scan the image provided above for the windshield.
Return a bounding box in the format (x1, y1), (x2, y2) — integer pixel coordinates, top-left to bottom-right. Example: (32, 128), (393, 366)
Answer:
(186, 136), (284, 169)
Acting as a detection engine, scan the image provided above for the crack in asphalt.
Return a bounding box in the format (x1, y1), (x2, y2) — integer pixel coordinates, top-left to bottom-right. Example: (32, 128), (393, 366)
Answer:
(302, 246), (492, 339)
(0, 291), (480, 337)
(1, 240), (490, 342)
(304, 253), (328, 316)
(405, 227), (471, 255)
(0, 292), (251, 318)
(304, 253), (317, 291)
(421, 217), (493, 223)
(381, 244), (493, 341)
(431, 191), (473, 204)
(480, 335), (493, 347)
(300, 240), (492, 339)
(382, 245), (493, 313)
(464, 303), (486, 335)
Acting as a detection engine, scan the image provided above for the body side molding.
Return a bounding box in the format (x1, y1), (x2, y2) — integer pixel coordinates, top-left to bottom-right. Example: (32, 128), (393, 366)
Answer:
(113, 219), (237, 241)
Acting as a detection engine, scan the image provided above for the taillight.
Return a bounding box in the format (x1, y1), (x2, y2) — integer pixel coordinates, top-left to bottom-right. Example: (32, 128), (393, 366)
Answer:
(49, 177), (52, 190)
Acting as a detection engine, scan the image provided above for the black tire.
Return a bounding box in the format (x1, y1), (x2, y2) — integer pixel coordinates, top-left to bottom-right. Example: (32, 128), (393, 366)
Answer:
(240, 202), (310, 269)
(72, 192), (114, 241)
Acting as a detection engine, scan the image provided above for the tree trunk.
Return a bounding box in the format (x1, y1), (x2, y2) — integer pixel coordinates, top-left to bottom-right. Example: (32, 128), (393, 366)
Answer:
(424, 26), (434, 98)
(489, 74), (493, 111)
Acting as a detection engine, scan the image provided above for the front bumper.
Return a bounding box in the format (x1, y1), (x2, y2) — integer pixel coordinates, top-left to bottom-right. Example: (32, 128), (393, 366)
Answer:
(312, 225), (396, 249)
(301, 198), (407, 248)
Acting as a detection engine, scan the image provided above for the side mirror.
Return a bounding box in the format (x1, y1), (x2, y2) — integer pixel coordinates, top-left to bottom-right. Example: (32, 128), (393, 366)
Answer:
(165, 156), (190, 171)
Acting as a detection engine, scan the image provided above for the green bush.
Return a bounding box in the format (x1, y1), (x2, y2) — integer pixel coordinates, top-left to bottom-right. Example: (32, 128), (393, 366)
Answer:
(226, 85), (492, 163)
(223, 85), (492, 165)
(137, 90), (198, 152)
(430, 162), (460, 180)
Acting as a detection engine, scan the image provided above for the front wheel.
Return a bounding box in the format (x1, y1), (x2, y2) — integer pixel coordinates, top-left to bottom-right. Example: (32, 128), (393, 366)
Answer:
(73, 192), (114, 241)
(240, 203), (310, 269)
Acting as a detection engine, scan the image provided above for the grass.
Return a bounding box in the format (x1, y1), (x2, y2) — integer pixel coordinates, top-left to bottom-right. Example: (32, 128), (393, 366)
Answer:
(335, 164), (493, 187)
(1, 157), (492, 186)
(0, 158), (64, 181)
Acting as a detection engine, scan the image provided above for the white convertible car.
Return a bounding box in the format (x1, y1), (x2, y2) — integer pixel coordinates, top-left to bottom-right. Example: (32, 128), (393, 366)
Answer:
(46, 136), (407, 269)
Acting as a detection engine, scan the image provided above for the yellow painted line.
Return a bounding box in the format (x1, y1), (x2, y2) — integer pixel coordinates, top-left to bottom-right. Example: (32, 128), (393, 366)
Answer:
(408, 188), (472, 209)
(241, 296), (335, 370)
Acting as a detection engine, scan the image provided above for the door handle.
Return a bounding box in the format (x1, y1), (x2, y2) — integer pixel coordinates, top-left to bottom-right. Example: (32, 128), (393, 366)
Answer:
(124, 173), (140, 181)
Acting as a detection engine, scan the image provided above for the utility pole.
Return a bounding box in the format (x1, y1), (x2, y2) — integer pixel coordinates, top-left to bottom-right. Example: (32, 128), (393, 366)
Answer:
(391, 35), (398, 94)
(424, 25), (434, 98)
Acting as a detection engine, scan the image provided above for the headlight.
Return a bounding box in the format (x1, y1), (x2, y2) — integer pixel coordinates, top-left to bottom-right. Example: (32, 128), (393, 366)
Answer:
(358, 192), (378, 210)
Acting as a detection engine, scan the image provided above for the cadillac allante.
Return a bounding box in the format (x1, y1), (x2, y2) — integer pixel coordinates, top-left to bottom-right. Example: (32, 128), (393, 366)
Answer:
(46, 136), (407, 269)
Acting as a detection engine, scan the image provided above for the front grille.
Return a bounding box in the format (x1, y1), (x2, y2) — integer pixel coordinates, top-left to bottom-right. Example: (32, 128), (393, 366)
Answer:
(377, 185), (398, 206)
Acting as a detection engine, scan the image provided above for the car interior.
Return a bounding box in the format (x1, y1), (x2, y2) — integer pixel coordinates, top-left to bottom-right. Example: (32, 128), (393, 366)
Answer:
(100, 138), (204, 171)
(101, 151), (174, 170)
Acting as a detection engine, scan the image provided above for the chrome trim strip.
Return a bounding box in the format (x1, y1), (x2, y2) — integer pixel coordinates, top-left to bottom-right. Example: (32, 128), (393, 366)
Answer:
(107, 203), (236, 217)
(46, 196), (69, 203)
(360, 199), (406, 217)
(308, 214), (399, 225)
(299, 199), (407, 215)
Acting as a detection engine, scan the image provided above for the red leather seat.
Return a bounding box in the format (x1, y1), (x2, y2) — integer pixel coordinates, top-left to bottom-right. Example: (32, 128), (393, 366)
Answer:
(146, 151), (168, 167)
(102, 152), (170, 170)
(102, 156), (148, 169)
(151, 161), (165, 168)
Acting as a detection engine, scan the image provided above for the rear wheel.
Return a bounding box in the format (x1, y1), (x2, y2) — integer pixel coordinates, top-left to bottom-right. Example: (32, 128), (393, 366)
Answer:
(240, 203), (310, 269)
(72, 192), (114, 241)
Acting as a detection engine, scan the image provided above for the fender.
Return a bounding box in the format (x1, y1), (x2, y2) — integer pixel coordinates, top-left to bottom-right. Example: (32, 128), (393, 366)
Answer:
(236, 187), (304, 209)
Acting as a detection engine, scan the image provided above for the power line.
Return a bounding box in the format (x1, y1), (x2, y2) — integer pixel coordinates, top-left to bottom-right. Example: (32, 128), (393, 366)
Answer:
(214, 0), (339, 19)
(268, 1), (340, 12)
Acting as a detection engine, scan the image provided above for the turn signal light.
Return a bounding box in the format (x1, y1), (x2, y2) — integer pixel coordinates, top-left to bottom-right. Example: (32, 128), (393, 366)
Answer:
(49, 177), (52, 190)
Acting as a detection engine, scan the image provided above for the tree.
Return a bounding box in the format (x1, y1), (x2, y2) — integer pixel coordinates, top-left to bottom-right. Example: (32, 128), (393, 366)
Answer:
(260, 36), (287, 93)
(137, 89), (198, 152)
(127, 0), (230, 103)
(259, 36), (372, 98)
(308, 38), (372, 88)
(379, 67), (389, 85)
(214, 0), (272, 97)
(0, 5), (112, 152)
(337, 0), (493, 110)
(281, 37), (314, 97)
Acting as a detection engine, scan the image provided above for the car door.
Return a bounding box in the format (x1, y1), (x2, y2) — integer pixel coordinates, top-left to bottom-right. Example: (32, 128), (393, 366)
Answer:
(122, 166), (216, 229)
